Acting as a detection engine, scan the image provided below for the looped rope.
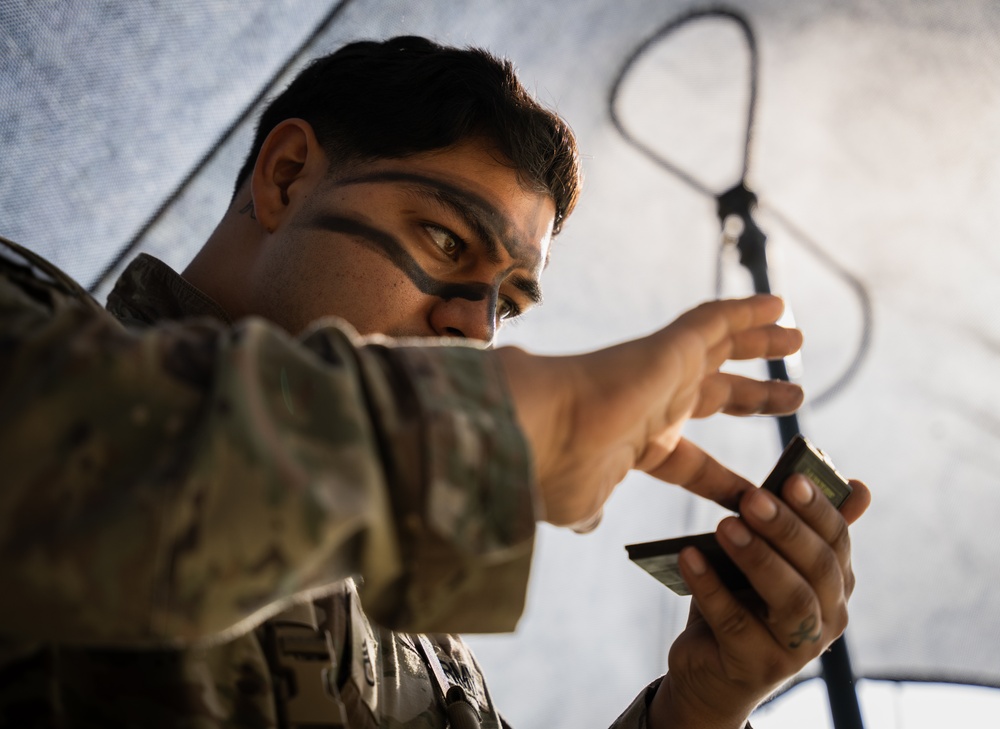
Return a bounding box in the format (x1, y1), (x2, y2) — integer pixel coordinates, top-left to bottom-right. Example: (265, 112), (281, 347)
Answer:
(607, 7), (873, 407)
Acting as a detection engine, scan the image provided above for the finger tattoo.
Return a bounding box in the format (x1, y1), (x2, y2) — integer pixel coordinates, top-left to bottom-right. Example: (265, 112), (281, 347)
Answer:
(788, 614), (823, 649)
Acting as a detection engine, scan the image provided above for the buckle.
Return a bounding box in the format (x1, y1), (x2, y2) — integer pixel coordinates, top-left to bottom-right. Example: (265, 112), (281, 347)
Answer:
(260, 620), (346, 728)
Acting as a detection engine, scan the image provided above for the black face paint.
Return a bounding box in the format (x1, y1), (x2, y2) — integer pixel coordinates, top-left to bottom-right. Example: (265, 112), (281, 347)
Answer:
(331, 171), (543, 270)
(312, 214), (496, 305)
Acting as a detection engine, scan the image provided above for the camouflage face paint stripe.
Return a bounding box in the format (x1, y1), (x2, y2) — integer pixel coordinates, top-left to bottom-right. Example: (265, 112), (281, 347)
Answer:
(310, 214), (501, 320)
(330, 171), (543, 272)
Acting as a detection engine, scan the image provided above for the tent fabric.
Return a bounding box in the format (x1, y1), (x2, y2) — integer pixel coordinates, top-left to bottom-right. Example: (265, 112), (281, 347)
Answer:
(4, 1), (1000, 726)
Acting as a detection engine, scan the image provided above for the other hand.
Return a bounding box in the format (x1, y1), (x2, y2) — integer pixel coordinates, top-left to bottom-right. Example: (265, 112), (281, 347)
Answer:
(648, 475), (872, 729)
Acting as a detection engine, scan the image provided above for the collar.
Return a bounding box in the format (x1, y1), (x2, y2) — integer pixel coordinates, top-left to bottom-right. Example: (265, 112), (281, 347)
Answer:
(106, 253), (233, 328)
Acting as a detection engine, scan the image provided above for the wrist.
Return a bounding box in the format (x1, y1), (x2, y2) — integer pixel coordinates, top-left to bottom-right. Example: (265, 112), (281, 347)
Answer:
(493, 347), (580, 522)
(647, 672), (753, 729)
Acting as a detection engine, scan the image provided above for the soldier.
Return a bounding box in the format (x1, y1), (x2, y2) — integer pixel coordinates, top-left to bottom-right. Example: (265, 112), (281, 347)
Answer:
(0, 36), (869, 728)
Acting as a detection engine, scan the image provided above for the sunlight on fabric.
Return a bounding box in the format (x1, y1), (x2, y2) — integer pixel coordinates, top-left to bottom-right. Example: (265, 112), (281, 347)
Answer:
(753, 679), (1000, 728)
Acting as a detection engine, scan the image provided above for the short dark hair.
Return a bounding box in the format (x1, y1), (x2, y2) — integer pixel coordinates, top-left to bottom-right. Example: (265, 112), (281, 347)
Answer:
(233, 35), (581, 233)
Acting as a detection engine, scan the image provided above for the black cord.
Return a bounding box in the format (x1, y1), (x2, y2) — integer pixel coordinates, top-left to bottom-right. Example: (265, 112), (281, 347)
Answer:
(609, 6), (758, 194)
(607, 5), (873, 409)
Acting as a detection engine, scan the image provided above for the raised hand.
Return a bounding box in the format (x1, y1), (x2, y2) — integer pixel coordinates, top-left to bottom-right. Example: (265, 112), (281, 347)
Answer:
(496, 294), (803, 526)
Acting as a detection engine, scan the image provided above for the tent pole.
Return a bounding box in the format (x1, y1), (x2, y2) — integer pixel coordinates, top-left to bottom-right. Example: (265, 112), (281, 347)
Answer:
(718, 183), (865, 729)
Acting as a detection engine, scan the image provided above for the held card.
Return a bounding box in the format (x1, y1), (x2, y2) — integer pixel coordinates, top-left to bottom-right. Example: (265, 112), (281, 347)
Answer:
(625, 435), (851, 596)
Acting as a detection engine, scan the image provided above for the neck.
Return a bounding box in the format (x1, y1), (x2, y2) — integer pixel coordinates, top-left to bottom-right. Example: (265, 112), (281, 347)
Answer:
(182, 201), (263, 321)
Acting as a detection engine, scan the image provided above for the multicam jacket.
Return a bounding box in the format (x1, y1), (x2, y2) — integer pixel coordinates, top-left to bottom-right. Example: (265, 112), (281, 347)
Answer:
(0, 239), (654, 728)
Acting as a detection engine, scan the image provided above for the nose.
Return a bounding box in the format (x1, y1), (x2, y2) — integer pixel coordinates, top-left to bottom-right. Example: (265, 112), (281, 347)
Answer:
(428, 296), (496, 343)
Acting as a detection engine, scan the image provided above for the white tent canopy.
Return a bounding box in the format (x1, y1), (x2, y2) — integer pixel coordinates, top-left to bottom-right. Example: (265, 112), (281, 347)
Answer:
(4, 1), (1000, 726)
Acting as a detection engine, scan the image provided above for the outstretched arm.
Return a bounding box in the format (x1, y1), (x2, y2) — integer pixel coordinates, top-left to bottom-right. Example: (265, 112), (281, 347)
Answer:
(0, 251), (538, 645)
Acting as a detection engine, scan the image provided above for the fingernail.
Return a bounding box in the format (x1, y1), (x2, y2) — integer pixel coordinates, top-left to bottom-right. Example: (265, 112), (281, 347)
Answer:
(789, 475), (816, 505)
(722, 519), (752, 547)
(747, 490), (778, 521)
(682, 547), (707, 576)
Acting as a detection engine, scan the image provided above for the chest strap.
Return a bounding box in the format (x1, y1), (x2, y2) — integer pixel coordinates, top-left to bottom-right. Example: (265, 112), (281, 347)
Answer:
(415, 635), (482, 729)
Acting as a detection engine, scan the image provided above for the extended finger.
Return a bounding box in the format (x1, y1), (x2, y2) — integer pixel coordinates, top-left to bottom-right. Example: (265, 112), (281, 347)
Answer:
(665, 296), (788, 362)
(694, 373), (804, 418)
(707, 322), (803, 366)
(679, 295), (788, 339)
(641, 437), (754, 511)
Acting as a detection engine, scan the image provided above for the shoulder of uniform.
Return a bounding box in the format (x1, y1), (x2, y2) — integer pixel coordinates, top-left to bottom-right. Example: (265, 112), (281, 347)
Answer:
(0, 235), (104, 313)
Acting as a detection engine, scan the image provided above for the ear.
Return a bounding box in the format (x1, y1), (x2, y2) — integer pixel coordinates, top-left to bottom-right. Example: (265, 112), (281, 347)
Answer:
(250, 119), (327, 233)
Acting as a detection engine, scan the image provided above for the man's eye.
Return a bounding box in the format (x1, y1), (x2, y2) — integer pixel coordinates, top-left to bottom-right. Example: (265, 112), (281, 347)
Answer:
(497, 297), (521, 322)
(424, 225), (463, 260)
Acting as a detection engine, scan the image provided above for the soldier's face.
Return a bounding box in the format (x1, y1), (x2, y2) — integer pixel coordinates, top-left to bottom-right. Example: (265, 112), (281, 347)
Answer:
(247, 139), (556, 344)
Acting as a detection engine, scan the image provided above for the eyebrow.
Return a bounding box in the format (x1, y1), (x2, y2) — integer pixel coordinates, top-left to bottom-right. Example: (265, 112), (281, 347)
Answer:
(332, 170), (537, 267)
(508, 272), (543, 306)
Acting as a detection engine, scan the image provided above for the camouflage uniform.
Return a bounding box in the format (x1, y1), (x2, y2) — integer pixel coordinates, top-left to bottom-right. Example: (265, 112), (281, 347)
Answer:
(0, 238), (654, 728)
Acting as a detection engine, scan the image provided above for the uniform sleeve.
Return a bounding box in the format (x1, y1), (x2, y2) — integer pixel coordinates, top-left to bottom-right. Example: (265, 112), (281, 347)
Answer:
(607, 678), (755, 729)
(608, 678), (660, 729)
(0, 262), (536, 647)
